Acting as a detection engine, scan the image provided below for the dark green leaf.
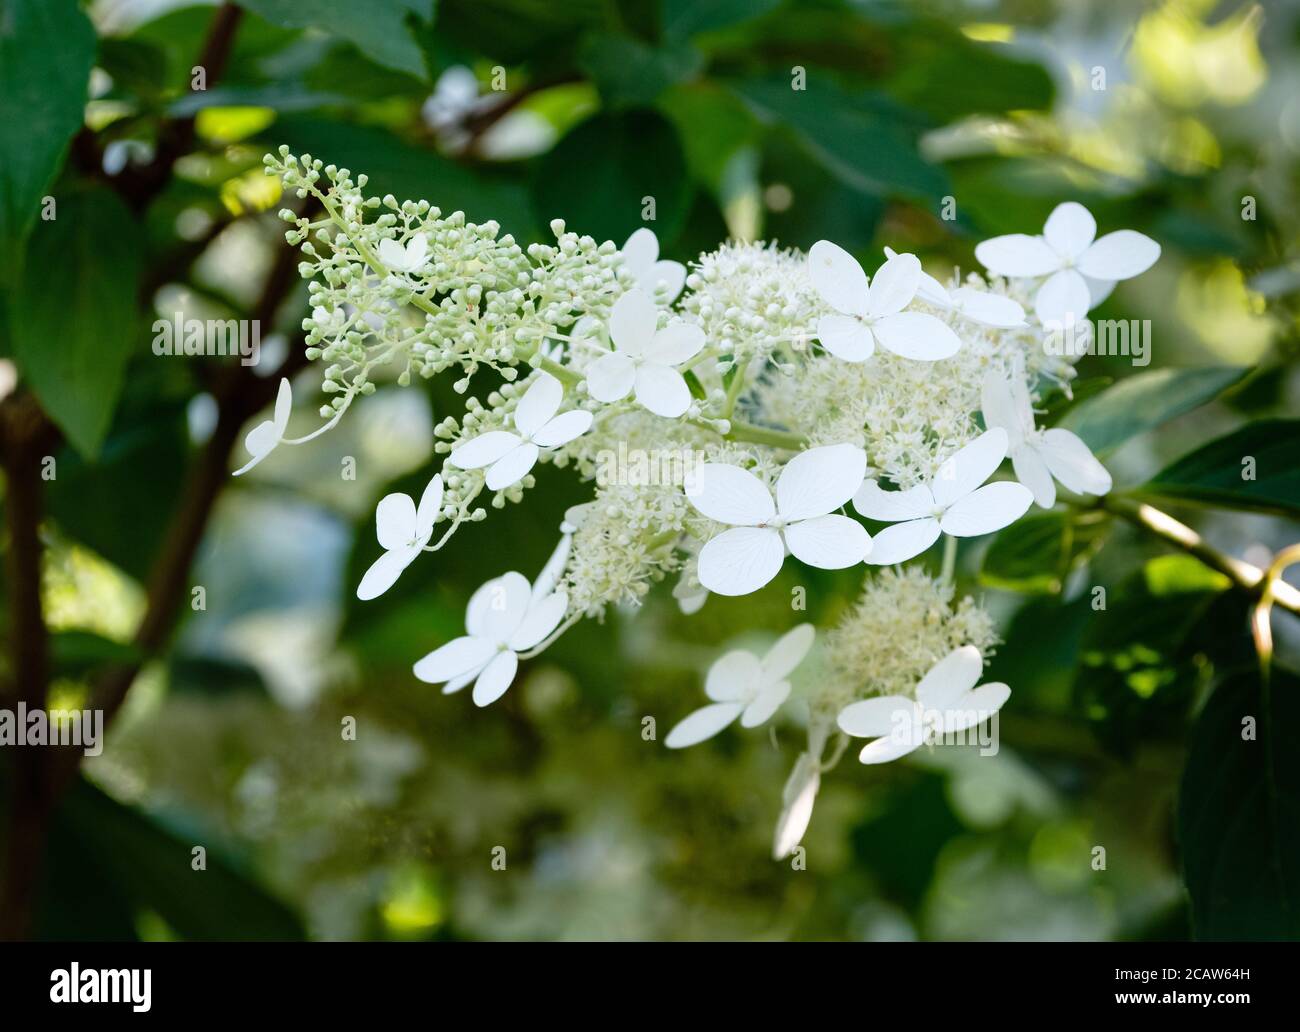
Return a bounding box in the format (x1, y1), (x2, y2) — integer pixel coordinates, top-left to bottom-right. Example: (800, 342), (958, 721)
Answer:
(981, 509), (1112, 594)
(238, 0), (435, 78)
(578, 32), (701, 109)
(1057, 366), (1249, 455)
(726, 74), (948, 203)
(51, 632), (142, 678)
(0, 0), (96, 284)
(660, 0), (782, 44)
(1179, 665), (1300, 939)
(1143, 419), (1300, 517)
(532, 111), (691, 246)
(885, 33), (1054, 120)
(11, 189), (144, 457)
(57, 777), (304, 940)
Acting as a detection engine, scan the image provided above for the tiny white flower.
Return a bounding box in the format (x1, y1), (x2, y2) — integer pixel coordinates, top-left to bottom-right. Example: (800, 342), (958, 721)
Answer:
(974, 201), (1160, 326)
(621, 227), (686, 302)
(981, 370), (1112, 508)
(688, 443), (871, 596)
(357, 474), (444, 600)
(772, 750), (820, 860)
(666, 624), (815, 748)
(808, 241), (962, 362)
(853, 428), (1033, 564)
(233, 377), (292, 476)
(377, 233), (430, 274)
(586, 290), (704, 417)
(412, 570), (569, 707)
(448, 374), (593, 490)
(672, 549), (708, 615)
(311, 305), (348, 333)
(837, 645), (1010, 764)
(883, 247), (1025, 328)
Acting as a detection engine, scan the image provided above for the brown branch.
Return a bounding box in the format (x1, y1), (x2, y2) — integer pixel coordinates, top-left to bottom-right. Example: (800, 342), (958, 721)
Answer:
(74, 3), (244, 211)
(0, 394), (60, 940)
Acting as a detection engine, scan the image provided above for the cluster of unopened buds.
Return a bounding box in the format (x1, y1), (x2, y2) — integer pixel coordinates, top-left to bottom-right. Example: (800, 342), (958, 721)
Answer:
(243, 149), (1159, 858)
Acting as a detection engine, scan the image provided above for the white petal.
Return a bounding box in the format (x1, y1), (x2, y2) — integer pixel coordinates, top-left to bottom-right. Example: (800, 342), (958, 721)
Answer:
(807, 240), (869, 316)
(686, 463), (774, 525)
(531, 409), (592, 448)
(449, 430), (522, 470)
(762, 623), (815, 682)
(941, 682), (1010, 733)
(621, 227), (658, 275)
(866, 251), (921, 317)
(404, 234), (428, 269)
(1039, 428), (1112, 497)
(864, 518), (941, 564)
(838, 696), (915, 738)
(585, 353), (636, 403)
(1034, 268), (1090, 327)
(1042, 201), (1096, 259)
(939, 481), (1033, 537)
(772, 757), (820, 860)
(377, 237), (407, 270)
(356, 544), (420, 601)
(507, 590), (568, 651)
(441, 667), (482, 696)
(465, 571), (532, 642)
(951, 288), (1025, 327)
(980, 372), (1028, 447)
(375, 492), (417, 551)
(933, 428), (1008, 507)
(706, 650), (763, 702)
(608, 289), (657, 356)
(742, 680), (791, 727)
(485, 442), (539, 490)
(533, 534), (571, 601)
(664, 702), (744, 748)
(817, 314), (874, 362)
(645, 322), (704, 366)
(271, 376), (293, 432)
(1083, 275), (1115, 307)
(415, 474), (444, 539)
(858, 728), (925, 764)
(634, 364), (692, 418)
(915, 645), (983, 710)
(853, 481), (935, 522)
(776, 443), (867, 520)
(1012, 446), (1056, 509)
(1077, 230), (1160, 281)
(413, 635), (496, 683)
(239, 421), (279, 465)
(784, 514), (872, 569)
(974, 234), (1062, 277)
(873, 312), (962, 361)
(649, 259), (686, 301)
(697, 527), (785, 596)
(514, 374), (562, 438)
(472, 650), (519, 707)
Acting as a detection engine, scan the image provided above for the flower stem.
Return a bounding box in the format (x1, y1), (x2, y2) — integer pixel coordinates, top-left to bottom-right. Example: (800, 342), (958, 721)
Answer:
(726, 420), (805, 450)
(1102, 496), (1300, 615)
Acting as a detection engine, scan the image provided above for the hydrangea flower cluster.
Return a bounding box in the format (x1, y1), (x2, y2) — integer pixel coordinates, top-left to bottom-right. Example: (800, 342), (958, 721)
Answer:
(249, 148), (1160, 858)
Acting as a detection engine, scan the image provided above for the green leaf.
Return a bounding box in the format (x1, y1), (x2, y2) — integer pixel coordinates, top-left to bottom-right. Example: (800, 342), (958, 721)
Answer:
(0, 0), (96, 284)
(51, 632), (142, 679)
(1179, 665), (1300, 939)
(11, 189), (144, 458)
(578, 32), (701, 109)
(56, 777), (304, 940)
(980, 509), (1112, 594)
(726, 74), (948, 203)
(269, 116), (536, 237)
(237, 0), (435, 78)
(532, 111), (692, 246)
(1143, 419), (1300, 517)
(1057, 366), (1249, 455)
(660, 0), (782, 44)
(885, 32), (1054, 120)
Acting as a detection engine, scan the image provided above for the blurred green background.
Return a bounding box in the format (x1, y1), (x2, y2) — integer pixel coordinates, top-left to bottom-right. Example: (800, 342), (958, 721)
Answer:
(1, 0), (1298, 941)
